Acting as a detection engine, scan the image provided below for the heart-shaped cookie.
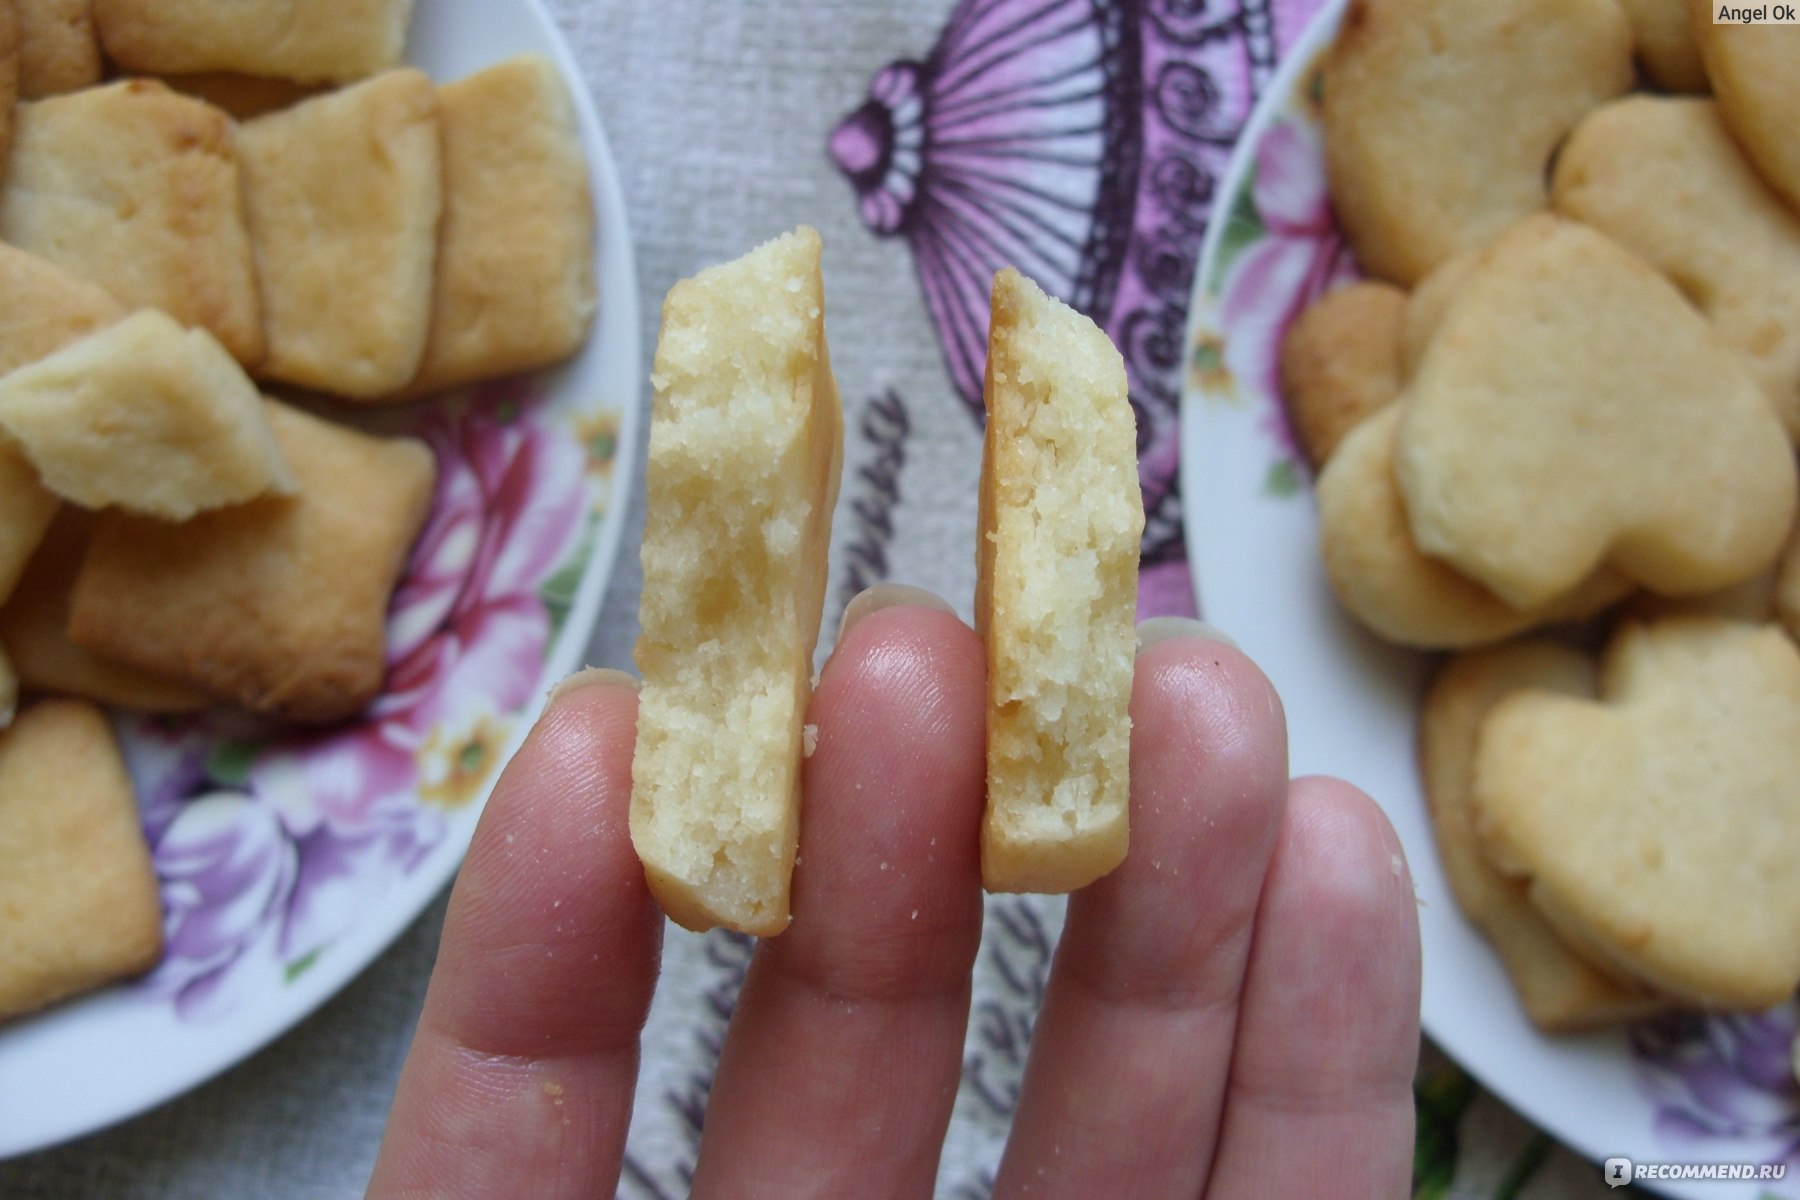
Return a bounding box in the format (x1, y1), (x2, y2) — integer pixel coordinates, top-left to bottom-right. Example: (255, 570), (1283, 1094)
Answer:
(1473, 617), (1800, 1008)
(1420, 640), (1665, 1031)
(1780, 511), (1800, 642)
(1280, 281), (1405, 469)
(1318, 407), (1631, 648)
(1619, 0), (1707, 92)
(1322, 0), (1631, 285)
(1396, 215), (1796, 609)
(1553, 96), (1800, 439)
(1688, 0), (1800, 211)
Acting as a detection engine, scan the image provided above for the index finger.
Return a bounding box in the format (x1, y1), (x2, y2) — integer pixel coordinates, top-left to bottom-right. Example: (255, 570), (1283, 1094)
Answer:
(367, 671), (661, 1200)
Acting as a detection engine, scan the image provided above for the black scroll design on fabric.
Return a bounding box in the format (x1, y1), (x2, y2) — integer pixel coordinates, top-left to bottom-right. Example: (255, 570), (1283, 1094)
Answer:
(618, 928), (755, 1199)
(836, 390), (913, 612)
(949, 1167), (999, 1200)
(1147, 0), (1280, 86)
(961, 898), (1057, 1120)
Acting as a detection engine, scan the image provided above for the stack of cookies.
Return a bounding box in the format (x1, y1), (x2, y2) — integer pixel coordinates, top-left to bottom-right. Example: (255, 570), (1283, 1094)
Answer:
(1284, 0), (1800, 1030)
(0, 0), (597, 1024)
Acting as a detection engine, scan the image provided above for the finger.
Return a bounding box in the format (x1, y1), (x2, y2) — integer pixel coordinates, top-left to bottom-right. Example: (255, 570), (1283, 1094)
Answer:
(367, 672), (662, 1200)
(1205, 776), (1421, 1199)
(993, 633), (1291, 1199)
(688, 600), (987, 1200)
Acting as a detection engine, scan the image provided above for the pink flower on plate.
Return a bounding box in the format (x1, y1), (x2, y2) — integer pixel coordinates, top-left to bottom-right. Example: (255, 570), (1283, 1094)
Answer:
(379, 394), (588, 739)
(246, 736), (442, 969)
(244, 393), (589, 964)
(1217, 117), (1358, 460)
(130, 387), (595, 1019)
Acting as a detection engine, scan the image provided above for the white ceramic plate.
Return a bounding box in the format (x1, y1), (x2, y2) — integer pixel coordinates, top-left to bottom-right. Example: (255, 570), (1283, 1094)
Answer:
(1181, 5), (1800, 1197)
(0, 0), (641, 1158)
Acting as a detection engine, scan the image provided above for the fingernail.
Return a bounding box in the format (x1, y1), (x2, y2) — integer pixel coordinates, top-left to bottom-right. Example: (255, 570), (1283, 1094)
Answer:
(1136, 616), (1238, 654)
(836, 582), (955, 646)
(547, 666), (639, 706)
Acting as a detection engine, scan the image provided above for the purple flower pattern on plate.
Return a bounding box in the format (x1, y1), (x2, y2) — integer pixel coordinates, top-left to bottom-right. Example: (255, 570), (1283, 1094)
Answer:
(829, 0), (1318, 619)
(1633, 1010), (1800, 1191)
(121, 384), (599, 1022)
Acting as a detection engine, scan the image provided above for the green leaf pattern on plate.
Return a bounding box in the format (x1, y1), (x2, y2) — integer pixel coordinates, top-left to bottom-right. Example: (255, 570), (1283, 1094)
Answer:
(1208, 166), (1267, 294)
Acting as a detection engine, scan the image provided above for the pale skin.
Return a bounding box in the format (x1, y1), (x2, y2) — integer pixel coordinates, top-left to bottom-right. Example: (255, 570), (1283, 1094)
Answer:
(366, 598), (1422, 1199)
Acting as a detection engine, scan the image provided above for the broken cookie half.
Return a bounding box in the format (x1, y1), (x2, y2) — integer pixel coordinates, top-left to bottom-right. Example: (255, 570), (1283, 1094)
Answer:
(978, 268), (1143, 894)
(630, 227), (842, 936)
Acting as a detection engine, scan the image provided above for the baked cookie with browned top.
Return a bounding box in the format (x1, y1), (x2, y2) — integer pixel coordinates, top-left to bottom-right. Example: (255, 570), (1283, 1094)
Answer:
(1474, 618), (1800, 1009)
(0, 699), (163, 1022)
(401, 56), (595, 398)
(68, 402), (435, 724)
(93, 0), (414, 83)
(0, 80), (263, 363)
(1420, 641), (1666, 1032)
(237, 68), (441, 399)
(1279, 280), (1405, 469)
(1322, 0), (1631, 285)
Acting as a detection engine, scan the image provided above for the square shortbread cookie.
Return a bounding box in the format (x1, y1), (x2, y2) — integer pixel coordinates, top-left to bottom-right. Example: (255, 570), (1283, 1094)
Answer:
(0, 641), (14, 728)
(0, 443), (57, 607)
(0, 3), (17, 164)
(0, 510), (209, 714)
(16, 0), (100, 98)
(0, 309), (294, 521)
(160, 72), (324, 121)
(93, 0), (415, 84)
(0, 241), (126, 378)
(0, 699), (163, 1022)
(67, 402), (436, 724)
(238, 68), (441, 399)
(403, 56), (595, 396)
(0, 79), (263, 364)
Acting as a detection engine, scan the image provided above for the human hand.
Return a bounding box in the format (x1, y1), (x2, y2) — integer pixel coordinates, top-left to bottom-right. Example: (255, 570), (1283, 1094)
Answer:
(366, 591), (1421, 1199)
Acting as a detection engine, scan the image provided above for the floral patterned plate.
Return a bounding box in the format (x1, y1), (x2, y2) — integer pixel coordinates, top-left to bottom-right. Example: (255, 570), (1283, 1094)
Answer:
(1181, 4), (1800, 1197)
(0, 0), (640, 1158)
